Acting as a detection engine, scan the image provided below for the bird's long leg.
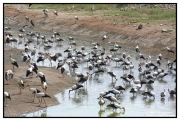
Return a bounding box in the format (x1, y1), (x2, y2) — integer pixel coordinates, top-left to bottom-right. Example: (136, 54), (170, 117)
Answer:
(13, 65), (14, 72)
(38, 98), (41, 106)
(43, 98), (47, 107)
(32, 93), (35, 102)
(39, 98), (42, 106)
(19, 87), (21, 94)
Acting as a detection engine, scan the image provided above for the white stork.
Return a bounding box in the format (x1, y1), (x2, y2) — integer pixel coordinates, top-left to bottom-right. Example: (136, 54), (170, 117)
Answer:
(10, 54), (19, 72)
(26, 84), (41, 102)
(4, 92), (11, 106)
(36, 92), (51, 107)
(5, 70), (13, 85)
(18, 76), (25, 94)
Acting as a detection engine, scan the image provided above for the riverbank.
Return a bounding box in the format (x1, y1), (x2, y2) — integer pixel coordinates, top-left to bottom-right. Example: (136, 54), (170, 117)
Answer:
(4, 4), (176, 59)
(4, 46), (76, 117)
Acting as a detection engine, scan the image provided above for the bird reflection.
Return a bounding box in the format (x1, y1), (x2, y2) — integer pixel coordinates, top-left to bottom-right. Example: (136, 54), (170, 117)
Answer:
(40, 108), (47, 117)
(107, 112), (121, 117)
(161, 98), (165, 104)
(98, 109), (105, 117)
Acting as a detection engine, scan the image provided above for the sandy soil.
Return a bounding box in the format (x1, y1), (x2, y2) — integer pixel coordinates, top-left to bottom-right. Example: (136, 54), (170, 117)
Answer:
(4, 4), (176, 117)
(4, 46), (76, 117)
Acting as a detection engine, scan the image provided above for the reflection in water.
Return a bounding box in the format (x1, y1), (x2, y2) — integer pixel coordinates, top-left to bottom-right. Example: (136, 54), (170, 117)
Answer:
(41, 108), (47, 117)
(168, 96), (176, 101)
(107, 112), (122, 117)
(144, 98), (155, 105)
(98, 109), (105, 117)
(130, 95), (137, 102)
(6, 25), (176, 117)
(161, 98), (165, 104)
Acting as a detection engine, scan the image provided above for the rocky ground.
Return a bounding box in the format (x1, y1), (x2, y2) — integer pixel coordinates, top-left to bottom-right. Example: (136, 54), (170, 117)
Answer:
(4, 4), (176, 117)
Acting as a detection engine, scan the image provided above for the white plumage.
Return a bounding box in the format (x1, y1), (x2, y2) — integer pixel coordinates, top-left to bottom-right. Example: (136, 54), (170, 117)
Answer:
(42, 82), (48, 94)
(4, 92), (11, 105)
(5, 70), (13, 84)
(98, 96), (105, 109)
(26, 84), (41, 102)
(18, 76), (24, 94)
(36, 92), (51, 107)
(103, 96), (120, 104)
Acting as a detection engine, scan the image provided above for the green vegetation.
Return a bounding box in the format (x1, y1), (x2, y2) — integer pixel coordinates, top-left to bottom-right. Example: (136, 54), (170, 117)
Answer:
(28, 4), (176, 23)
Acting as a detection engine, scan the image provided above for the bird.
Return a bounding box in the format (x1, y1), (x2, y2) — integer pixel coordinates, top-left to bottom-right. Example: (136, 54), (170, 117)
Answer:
(43, 9), (48, 17)
(57, 59), (67, 70)
(98, 96), (105, 109)
(42, 82), (48, 94)
(102, 35), (106, 41)
(103, 96), (120, 104)
(37, 54), (46, 66)
(69, 83), (83, 95)
(161, 89), (166, 98)
(129, 88), (138, 96)
(18, 76), (25, 94)
(142, 90), (155, 99)
(26, 84), (41, 102)
(113, 85), (125, 94)
(98, 91), (110, 98)
(72, 4), (75, 11)
(74, 16), (78, 23)
(107, 103), (125, 112)
(10, 54), (18, 71)
(5, 70), (13, 85)
(158, 53), (162, 60)
(36, 72), (46, 85)
(139, 53), (146, 62)
(45, 53), (62, 67)
(30, 20), (35, 26)
(136, 24), (143, 30)
(54, 10), (58, 18)
(77, 72), (90, 84)
(36, 92), (51, 107)
(158, 72), (168, 79)
(156, 58), (161, 67)
(60, 65), (65, 78)
(91, 68), (104, 76)
(4, 92), (11, 105)
(120, 76), (132, 85)
(20, 50), (31, 62)
(166, 47), (174, 54)
(25, 15), (29, 21)
(135, 44), (140, 52)
(107, 72), (117, 81)
(91, 5), (95, 13)
(26, 65), (37, 77)
(168, 89), (176, 96)
(30, 45), (37, 59)
(108, 89), (121, 97)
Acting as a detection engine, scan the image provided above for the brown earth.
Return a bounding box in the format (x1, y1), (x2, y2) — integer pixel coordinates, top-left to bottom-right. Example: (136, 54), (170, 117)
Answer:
(4, 4), (176, 117)
(4, 46), (76, 117)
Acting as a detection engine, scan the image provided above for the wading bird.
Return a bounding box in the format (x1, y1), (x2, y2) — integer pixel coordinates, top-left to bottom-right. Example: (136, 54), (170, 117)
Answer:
(26, 84), (41, 102)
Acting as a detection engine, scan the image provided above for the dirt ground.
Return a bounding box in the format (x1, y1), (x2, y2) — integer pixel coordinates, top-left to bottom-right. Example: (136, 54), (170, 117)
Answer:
(4, 46), (76, 117)
(3, 4), (176, 117)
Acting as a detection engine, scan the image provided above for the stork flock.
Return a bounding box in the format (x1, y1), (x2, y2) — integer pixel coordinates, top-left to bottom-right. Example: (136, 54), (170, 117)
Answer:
(4, 4), (176, 116)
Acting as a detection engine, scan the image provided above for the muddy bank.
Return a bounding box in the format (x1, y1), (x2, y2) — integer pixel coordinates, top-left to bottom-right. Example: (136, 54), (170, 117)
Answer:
(4, 5), (176, 59)
(4, 46), (76, 117)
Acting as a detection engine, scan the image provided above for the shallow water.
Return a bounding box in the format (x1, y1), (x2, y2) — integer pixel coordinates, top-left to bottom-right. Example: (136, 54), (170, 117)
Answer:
(4, 25), (176, 117)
